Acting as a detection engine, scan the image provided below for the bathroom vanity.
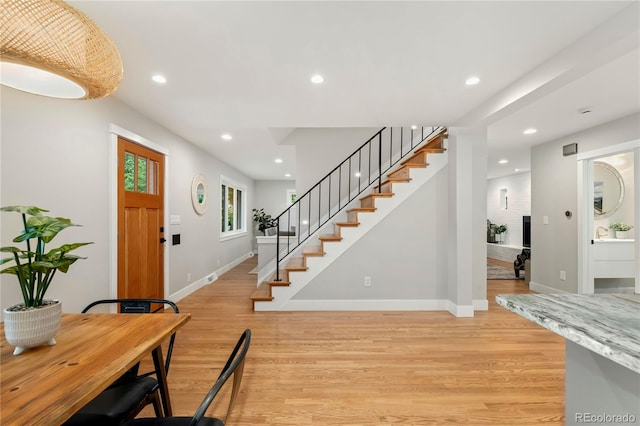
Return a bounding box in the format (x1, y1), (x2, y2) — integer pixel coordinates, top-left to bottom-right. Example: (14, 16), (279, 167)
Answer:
(593, 238), (635, 278)
(496, 293), (640, 424)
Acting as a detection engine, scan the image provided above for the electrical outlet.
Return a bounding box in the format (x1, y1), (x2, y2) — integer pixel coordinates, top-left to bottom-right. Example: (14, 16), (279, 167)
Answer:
(364, 276), (372, 287)
(560, 270), (566, 281)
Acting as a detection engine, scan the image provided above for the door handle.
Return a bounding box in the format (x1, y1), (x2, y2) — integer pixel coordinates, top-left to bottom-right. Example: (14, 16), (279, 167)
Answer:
(160, 238), (167, 244)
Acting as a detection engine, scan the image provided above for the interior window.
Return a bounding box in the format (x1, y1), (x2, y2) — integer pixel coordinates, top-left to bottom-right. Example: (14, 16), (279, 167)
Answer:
(220, 176), (247, 239)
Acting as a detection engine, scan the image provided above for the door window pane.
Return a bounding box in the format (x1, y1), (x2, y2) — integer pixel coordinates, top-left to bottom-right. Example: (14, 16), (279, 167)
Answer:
(137, 157), (148, 193)
(124, 152), (135, 191)
(148, 160), (157, 195)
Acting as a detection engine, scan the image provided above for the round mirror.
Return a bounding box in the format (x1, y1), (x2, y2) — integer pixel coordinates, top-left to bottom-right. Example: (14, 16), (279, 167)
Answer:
(593, 161), (624, 219)
(191, 174), (207, 215)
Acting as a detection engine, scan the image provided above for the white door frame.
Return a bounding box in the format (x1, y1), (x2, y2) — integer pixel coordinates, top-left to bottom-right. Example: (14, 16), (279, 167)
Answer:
(577, 139), (640, 294)
(108, 124), (170, 301)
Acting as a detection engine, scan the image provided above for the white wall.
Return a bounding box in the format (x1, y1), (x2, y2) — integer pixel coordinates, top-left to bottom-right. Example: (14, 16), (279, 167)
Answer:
(254, 180), (295, 221)
(294, 167), (449, 300)
(531, 113), (640, 293)
(285, 127), (380, 195)
(0, 86), (255, 312)
(487, 172), (531, 247)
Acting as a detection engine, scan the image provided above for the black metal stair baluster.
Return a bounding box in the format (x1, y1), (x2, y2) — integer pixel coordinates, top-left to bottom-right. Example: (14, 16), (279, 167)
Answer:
(378, 131), (382, 193)
(275, 217), (280, 281)
(318, 182), (321, 231)
(287, 208), (291, 251)
(339, 165), (342, 211)
(348, 156), (352, 202)
(358, 151), (362, 193)
(329, 174), (332, 220)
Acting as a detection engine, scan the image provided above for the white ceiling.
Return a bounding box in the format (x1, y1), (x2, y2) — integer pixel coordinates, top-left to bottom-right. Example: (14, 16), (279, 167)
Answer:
(70, 1), (640, 181)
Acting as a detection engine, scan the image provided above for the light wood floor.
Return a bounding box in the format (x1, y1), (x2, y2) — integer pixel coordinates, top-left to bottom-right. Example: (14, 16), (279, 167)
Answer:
(143, 256), (565, 425)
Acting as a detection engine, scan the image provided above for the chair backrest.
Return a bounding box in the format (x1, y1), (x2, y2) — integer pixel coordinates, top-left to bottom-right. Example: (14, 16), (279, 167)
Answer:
(190, 329), (252, 426)
(82, 298), (179, 376)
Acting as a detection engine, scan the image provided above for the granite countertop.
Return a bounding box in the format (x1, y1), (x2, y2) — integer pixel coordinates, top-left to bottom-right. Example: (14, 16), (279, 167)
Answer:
(495, 293), (640, 373)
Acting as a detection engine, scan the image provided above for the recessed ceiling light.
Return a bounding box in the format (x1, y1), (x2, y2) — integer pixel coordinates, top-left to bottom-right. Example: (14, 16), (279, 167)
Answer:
(354, 172), (361, 178)
(523, 128), (537, 135)
(275, 158), (283, 164)
(411, 125), (418, 130)
(221, 133), (232, 141)
(310, 74), (324, 84)
(514, 168), (519, 172)
(498, 159), (509, 164)
(151, 74), (167, 84)
(465, 76), (480, 86)
(284, 173), (291, 178)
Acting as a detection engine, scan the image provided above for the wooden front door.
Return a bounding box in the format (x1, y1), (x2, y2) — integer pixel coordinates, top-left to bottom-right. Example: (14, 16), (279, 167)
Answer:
(118, 137), (165, 300)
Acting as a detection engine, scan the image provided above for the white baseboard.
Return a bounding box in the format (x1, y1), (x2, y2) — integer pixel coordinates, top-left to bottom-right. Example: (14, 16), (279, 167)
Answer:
(473, 299), (489, 311)
(446, 301), (475, 317)
(259, 299), (450, 311)
(169, 252), (252, 303)
(257, 298), (479, 317)
(529, 281), (570, 294)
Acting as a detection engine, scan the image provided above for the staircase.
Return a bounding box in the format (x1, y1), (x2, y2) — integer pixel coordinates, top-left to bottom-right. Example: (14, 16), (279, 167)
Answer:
(251, 127), (448, 310)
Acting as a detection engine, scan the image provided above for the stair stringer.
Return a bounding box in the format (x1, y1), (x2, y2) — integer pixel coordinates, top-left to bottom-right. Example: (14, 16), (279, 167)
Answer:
(254, 149), (448, 311)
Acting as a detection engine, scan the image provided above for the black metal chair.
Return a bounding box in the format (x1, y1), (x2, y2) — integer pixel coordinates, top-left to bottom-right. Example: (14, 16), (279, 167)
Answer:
(64, 299), (180, 426)
(123, 329), (252, 426)
(514, 248), (531, 278)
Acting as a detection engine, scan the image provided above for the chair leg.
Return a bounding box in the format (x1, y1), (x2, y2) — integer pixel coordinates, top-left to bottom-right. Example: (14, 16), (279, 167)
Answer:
(151, 389), (164, 418)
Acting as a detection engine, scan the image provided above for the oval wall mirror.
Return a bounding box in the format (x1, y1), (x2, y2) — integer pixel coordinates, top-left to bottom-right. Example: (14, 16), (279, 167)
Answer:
(593, 161), (624, 219)
(191, 174), (207, 215)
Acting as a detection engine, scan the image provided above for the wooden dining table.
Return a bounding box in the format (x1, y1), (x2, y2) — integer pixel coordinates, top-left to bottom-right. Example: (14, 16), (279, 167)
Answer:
(0, 312), (191, 426)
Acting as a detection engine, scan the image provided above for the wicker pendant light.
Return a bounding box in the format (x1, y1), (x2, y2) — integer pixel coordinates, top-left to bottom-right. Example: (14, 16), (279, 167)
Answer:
(0, 0), (123, 100)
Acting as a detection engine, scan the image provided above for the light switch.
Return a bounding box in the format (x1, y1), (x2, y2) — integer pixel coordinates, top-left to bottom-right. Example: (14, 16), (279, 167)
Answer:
(170, 215), (181, 225)
(543, 215), (549, 225)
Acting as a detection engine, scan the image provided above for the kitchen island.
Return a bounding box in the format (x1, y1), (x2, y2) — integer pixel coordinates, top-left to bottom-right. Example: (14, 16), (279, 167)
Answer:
(496, 293), (639, 426)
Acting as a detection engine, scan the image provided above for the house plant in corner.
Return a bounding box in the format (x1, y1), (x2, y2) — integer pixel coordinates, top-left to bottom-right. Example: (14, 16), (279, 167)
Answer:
(609, 222), (634, 239)
(1, 206), (92, 355)
(252, 208), (277, 235)
(495, 224), (507, 244)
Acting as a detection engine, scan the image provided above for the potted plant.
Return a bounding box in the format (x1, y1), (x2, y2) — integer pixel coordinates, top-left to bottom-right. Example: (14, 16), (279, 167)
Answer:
(495, 224), (507, 244)
(609, 222), (634, 239)
(1, 206), (92, 355)
(252, 208), (277, 235)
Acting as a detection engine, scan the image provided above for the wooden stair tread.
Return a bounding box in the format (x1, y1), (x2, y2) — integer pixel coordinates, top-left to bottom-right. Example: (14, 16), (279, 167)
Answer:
(250, 283), (273, 301)
(375, 178), (410, 190)
(416, 147), (446, 154)
(267, 271), (291, 285)
(360, 192), (394, 200)
(303, 246), (325, 256)
(335, 221), (359, 227)
(286, 257), (307, 271)
(319, 234), (342, 241)
(347, 207), (377, 213)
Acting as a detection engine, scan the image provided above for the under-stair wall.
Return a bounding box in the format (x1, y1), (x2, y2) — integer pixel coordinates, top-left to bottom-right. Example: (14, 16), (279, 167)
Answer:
(254, 135), (450, 311)
(290, 166), (449, 309)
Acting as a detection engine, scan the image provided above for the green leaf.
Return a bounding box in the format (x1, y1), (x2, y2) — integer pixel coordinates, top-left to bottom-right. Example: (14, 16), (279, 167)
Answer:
(0, 246), (23, 253)
(0, 206), (48, 216)
(46, 242), (93, 256)
(0, 257), (16, 266)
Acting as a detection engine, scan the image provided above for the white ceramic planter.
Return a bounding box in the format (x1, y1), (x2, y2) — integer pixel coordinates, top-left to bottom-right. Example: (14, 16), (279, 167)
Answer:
(616, 230), (629, 239)
(3, 300), (62, 355)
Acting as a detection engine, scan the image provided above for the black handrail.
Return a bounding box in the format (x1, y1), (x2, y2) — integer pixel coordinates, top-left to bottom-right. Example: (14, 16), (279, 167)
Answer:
(273, 126), (445, 281)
